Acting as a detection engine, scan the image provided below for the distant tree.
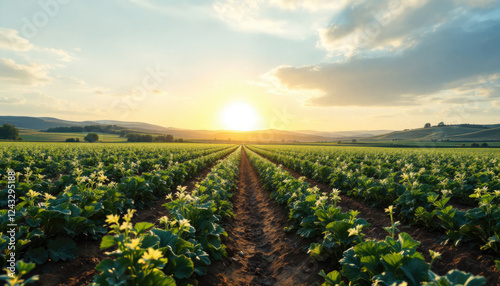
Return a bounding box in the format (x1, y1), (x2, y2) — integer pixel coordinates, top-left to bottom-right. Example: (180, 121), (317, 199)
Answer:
(338, 140), (342, 144)
(352, 139), (357, 143)
(175, 138), (183, 142)
(470, 142), (479, 147)
(65, 138), (79, 142)
(424, 123), (431, 128)
(84, 132), (99, 142)
(438, 122), (445, 127)
(481, 143), (489, 147)
(0, 124), (20, 140)
(154, 134), (173, 142)
(459, 144), (466, 147)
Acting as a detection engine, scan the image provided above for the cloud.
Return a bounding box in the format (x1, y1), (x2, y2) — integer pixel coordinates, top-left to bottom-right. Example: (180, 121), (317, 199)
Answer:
(317, 0), (499, 56)
(212, 0), (344, 38)
(265, 18), (500, 106)
(0, 95), (27, 105)
(0, 58), (51, 86)
(269, 0), (347, 11)
(0, 28), (34, 51)
(0, 28), (73, 62)
(213, 0), (288, 35)
(40, 47), (74, 62)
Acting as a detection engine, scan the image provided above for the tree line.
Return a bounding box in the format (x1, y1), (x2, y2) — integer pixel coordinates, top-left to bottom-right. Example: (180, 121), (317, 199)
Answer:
(45, 125), (125, 134)
(126, 133), (182, 142)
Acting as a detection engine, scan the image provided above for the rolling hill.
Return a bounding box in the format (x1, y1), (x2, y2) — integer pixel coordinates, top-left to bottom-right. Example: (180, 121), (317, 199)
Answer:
(369, 125), (500, 141)
(0, 116), (350, 142)
(2, 116), (499, 142)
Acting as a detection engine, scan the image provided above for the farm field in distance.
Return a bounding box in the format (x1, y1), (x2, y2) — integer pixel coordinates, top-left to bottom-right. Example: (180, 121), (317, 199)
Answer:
(1, 142), (499, 285)
(17, 129), (127, 143)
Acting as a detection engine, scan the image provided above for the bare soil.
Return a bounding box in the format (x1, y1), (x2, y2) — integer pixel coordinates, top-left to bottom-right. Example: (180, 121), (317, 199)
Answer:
(263, 156), (500, 285)
(199, 148), (326, 286)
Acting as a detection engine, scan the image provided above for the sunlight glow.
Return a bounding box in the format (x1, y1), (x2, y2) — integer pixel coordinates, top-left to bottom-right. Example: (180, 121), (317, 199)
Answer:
(221, 102), (259, 131)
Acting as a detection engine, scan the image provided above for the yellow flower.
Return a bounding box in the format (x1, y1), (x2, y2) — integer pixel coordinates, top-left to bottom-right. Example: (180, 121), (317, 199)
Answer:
(348, 225), (363, 237)
(385, 205), (394, 214)
(123, 209), (136, 222)
(126, 238), (141, 250)
(44, 193), (56, 201)
(27, 189), (41, 198)
(141, 248), (163, 262)
(105, 214), (120, 225)
(429, 250), (441, 260)
(159, 216), (169, 225)
(120, 222), (133, 231)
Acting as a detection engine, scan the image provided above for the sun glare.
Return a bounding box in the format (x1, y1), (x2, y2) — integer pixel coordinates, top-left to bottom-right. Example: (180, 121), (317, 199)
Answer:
(221, 102), (259, 131)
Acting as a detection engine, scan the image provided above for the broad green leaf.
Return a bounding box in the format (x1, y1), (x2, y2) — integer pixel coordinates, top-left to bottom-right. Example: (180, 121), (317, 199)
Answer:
(134, 222), (155, 235)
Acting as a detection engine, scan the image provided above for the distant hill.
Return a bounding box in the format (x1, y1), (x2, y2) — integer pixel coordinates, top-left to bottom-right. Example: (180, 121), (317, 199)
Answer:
(4, 116), (496, 142)
(449, 127), (500, 141)
(369, 124), (500, 141)
(0, 116), (331, 142)
(295, 129), (394, 139)
(0, 116), (96, 130)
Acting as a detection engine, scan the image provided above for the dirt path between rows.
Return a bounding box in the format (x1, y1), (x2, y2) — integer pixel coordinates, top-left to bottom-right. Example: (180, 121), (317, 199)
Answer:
(258, 153), (500, 285)
(199, 148), (325, 286)
(32, 152), (233, 286)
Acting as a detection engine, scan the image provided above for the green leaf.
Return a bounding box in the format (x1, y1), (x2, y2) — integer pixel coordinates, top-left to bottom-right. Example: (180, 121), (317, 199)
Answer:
(319, 270), (346, 286)
(47, 237), (78, 262)
(142, 269), (176, 286)
(24, 247), (49, 264)
(16, 260), (37, 277)
(134, 222), (155, 235)
(443, 270), (486, 286)
(100, 235), (117, 250)
(395, 232), (420, 252)
(400, 258), (430, 285)
(381, 252), (404, 272)
(140, 234), (160, 249)
(169, 254), (194, 279)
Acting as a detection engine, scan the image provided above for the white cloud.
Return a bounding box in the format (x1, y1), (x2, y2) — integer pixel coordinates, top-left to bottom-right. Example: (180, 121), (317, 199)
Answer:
(0, 58), (51, 86)
(264, 18), (500, 107)
(269, 0), (348, 11)
(0, 28), (34, 51)
(213, 0), (288, 35)
(212, 0), (344, 38)
(0, 28), (74, 62)
(0, 95), (27, 105)
(317, 0), (500, 57)
(39, 47), (74, 62)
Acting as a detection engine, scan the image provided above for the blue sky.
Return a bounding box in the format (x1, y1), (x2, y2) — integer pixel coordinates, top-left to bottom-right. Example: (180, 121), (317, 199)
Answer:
(0, 0), (499, 131)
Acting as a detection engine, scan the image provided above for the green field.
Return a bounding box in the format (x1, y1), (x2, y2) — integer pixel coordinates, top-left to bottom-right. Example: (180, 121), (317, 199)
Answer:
(18, 129), (127, 142)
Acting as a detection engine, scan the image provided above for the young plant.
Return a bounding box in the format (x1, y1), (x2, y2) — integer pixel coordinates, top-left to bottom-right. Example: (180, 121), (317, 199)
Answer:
(92, 210), (176, 286)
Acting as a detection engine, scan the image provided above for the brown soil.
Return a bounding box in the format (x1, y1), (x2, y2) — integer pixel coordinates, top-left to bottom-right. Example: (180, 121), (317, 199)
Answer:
(263, 156), (500, 285)
(32, 153), (231, 286)
(199, 148), (326, 286)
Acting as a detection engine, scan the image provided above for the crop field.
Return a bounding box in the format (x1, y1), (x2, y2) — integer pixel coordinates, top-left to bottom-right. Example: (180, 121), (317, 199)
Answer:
(17, 130), (127, 143)
(1, 143), (499, 285)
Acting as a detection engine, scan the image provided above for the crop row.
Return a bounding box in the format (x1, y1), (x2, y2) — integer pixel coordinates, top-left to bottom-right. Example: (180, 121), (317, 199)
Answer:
(248, 145), (500, 256)
(245, 146), (486, 285)
(0, 145), (237, 278)
(0, 143), (232, 183)
(90, 146), (241, 285)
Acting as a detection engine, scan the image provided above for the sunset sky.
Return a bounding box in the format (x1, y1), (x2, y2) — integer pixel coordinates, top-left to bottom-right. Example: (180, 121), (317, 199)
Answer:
(1, 0), (499, 131)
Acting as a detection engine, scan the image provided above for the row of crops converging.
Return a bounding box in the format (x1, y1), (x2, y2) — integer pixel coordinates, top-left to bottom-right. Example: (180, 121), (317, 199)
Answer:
(1, 142), (499, 285)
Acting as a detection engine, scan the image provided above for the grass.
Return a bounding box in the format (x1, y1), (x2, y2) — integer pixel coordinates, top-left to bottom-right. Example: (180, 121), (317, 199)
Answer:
(18, 129), (127, 143)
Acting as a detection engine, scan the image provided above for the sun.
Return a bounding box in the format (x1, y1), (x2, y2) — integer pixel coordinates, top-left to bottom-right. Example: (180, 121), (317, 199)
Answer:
(221, 102), (259, 131)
